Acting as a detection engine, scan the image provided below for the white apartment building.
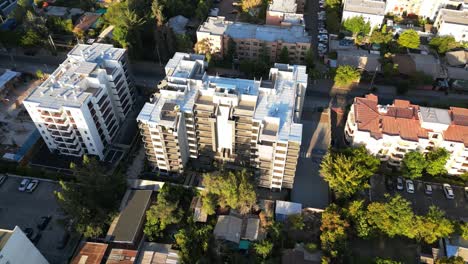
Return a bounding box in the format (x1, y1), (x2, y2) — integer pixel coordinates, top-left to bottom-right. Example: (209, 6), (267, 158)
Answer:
(342, 0), (386, 30)
(196, 16), (312, 64)
(266, 0), (305, 26)
(434, 9), (468, 42)
(345, 94), (468, 175)
(137, 53), (307, 190)
(0, 226), (49, 264)
(23, 43), (136, 160)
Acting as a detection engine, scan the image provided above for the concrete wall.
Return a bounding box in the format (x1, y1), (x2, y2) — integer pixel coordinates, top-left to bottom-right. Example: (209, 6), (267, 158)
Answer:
(0, 227), (49, 264)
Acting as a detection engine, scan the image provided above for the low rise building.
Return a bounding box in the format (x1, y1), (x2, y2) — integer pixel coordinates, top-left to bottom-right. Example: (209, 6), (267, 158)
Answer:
(137, 243), (180, 264)
(275, 200), (302, 222)
(266, 0), (304, 26)
(0, 226), (49, 264)
(337, 50), (381, 72)
(434, 9), (468, 42)
(344, 94), (468, 175)
(23, 43), (136, 160)
(342, 0), (386, 30)
(106, 249), (138, 264)
(71, 242), (109, 264)
(196, 16), (312, 64)
(137, 53), (306, 190)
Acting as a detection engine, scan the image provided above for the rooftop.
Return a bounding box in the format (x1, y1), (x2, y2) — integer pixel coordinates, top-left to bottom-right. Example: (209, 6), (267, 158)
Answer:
(198, 16), (311, 44)
(438, 9), (468, 25)
(136, 243), (180, 264)
(25, 43), (126, 110)
(106, 249), (138, 264)
(337, 50), (381, 72)
(275, 200), (302, 216)
(445, 50), (468, 67)
(0, 229), (13, 250)
(352, 94), (468, 145)
(110, 189), (152, 244)
(343, 0), (386, 15)
(268, 0), (297, 13)
(213, 215), (243, 244)
(71, 242), (109, 264)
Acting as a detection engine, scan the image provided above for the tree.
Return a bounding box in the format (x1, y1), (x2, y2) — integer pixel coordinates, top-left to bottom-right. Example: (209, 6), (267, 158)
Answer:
(415, 206), (454, 244)
(334, 65), (361, 87)
(254, 240), (274, 259)
(144, 184), (185, 241)
(201, 169), (257, 215)
(175, 220), (213, 263)
(397, 29), (420, 49)
(429, 36), (461, 54)
(35, 70), (44, 80)
(287, 214), (305, 230)
(459, 222), (468, 240)
(436, 256), (465, 264)
(343, 16), (371, 36)
(320, 204), (349, 258)
(320, 146), (380, 197)
(426, 148), (449, 177)
(113, 26), (129, 48)
(305, 48), (315, 73)
(194, 38), (213, 62)
(370, 26), (393, 44)
(241, 0), (262, 13)
(20, 29), (42, 48)
(367, 195), (417, 239)
(54, 156), (127, 238)
(175, 34), (193, 52)
(325, 10), (340, 33)
(195, 0), (210, 20)
(278, 46), (289, 64)
(375, 258), (402, 264)
(346, 200), (374, 238)
(402, 151), (427, 179)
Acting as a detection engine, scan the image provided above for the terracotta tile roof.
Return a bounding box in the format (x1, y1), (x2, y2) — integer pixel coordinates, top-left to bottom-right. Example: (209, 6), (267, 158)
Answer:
(451, 107), (468, 126)
(445, 107), (468, 146)
(354, 95), (381, 139)
(106, 249), (138, 264)
(71, 242), (108, 264)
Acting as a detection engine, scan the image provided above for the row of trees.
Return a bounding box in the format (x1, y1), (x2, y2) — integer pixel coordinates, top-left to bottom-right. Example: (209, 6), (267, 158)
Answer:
(320, 195), (461, 262)
(402, 148), (450, 179)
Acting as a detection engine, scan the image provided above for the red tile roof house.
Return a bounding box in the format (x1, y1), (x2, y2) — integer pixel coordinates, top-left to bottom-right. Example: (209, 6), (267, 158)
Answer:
(344, 94), (468, 175)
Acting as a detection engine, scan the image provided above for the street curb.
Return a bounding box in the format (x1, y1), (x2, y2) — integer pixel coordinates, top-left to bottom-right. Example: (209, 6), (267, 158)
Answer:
(4, 173), (59, 184)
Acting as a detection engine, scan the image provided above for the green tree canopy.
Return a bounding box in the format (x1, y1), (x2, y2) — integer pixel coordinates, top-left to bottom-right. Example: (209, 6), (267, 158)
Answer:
(459, 222), (468, 240)
(415, 206), (454, 244)
(287, 214), (305, 231)
(346, 200), (374, 238)
(254, 240), (274, 259)
(320, 146), (380, 197)
(201, 169), (257, 215)
(375, 258), (402, 264)
(397, 29), (420, 49)
(436, 256), (465, 264)
(325, 10), (341, 33)
(429, 36), (461, 54)
(343, 16), (371, 36)
(334, 65), (361, 87)
(370, 26), (393, 44)
(54, 156), (127, 238)
(426, 148), (449, 177)
(320, 204), (349, 258)
(175, 219), (214, 263)
(278, 46), (289, 64)
(402, 151), (427, 179)
(144, 184), (188, 240)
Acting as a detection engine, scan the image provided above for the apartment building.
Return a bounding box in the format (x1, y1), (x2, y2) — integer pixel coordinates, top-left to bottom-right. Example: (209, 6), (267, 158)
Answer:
(266, 0), (304, 26)
(0, 0), (16, 18)
(342, 0), (386, 29)
(434, 9), (468, 42)
(344, 94), (468, 175)
(196, 16), (312, 64)
(23, 43), (135, 160)
(137, 53), (307, 189)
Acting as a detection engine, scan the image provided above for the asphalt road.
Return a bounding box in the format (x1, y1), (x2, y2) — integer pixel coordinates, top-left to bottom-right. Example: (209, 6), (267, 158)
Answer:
(303, 0), (319, 58)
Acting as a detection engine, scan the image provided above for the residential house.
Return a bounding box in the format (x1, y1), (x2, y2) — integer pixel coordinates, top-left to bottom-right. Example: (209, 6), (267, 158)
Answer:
(106, 249), (138, 264)
(71, 242), (109, 264)
(275, 200), (302, 222)
(337, 50), (382, 72)
(266, 0), (304, 26)
(136, 243), (180, 264)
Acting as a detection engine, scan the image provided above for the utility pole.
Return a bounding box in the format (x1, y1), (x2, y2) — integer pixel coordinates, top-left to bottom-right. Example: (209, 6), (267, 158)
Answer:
(369, 65), (379, 90)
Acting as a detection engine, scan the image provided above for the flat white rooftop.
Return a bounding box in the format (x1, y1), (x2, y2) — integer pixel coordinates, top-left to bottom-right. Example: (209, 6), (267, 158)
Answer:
(344, 0), (386, 15)
(268, 0), (297, 13)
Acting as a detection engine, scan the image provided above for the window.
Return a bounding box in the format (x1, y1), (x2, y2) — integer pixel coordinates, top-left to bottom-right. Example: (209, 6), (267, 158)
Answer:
(84, 131), (88, 134)
(90, 143), (93, 146)
(87, 137), (90, 140)
(302, 46), (307, 50)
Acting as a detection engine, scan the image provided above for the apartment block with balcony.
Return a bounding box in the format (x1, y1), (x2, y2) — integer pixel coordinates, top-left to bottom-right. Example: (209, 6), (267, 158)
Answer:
(344, 94), (468, 175)
(196, 16), (312, 64)
(23, 43), (136, 160)
(137, 53), (306, 189)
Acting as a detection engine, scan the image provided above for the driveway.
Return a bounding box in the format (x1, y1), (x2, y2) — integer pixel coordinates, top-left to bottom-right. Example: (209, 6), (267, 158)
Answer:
(371, 175), (468, 221)
(0, 175), (80, 264)
(291, 111), (330, 209)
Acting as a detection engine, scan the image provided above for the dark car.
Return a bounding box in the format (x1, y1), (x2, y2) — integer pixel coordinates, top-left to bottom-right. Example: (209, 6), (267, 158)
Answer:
(30, 232), (42, 245)
(24, 228), (34, 239)
(385, 178), (394, 191)
(37, 216), (51, 230)
(57, 232), (70, 249)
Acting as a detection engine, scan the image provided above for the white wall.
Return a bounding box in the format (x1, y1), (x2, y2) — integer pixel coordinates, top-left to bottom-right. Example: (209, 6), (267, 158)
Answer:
(342, 11), (384, 30)
(0, 227), (49, 264)
(437, 22), (468, 42)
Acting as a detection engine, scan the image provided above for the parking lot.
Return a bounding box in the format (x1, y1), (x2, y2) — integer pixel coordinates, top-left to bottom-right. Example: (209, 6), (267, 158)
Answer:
(0, 175), (80, 264)
(371, 175), (468, 221)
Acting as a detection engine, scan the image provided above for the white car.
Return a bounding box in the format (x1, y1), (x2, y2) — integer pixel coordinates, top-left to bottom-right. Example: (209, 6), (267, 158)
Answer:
(319, 29), (328, 34)
(26, 180), (39, 193)
(405, 180), (414, 194)
(396, 177), (404, 190)
(18, 179), (31, 192)
(443, 184), (454, 199)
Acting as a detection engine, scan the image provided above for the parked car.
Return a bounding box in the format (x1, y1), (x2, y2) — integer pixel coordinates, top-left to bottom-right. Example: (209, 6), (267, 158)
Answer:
(24, 228), (34, 239)
(57, 232), (70, 249)
(406, 180), (414, 193)
(0, 175), (7, 186)
(26, 180), (39, 193)
(396, 177), (404, 190)
(425, 184), (432, 195)
(37, 216), (51, 230)
(319, 29), (328, 34)
(443, 183), (454, 199)
(18, 179), (31, 192)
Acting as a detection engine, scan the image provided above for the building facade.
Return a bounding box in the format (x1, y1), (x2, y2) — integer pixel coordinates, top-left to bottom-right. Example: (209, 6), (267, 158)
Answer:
(0, 226), (49, 264)
(0, 0), (16, 18)
(344, 94), (468, 175)
(342, 0), (386, 29)
(23, 43), (136, 160)
(434, 9), (468, 42)
(196, 16), (312, 64)
(137, 53), (306, 190)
